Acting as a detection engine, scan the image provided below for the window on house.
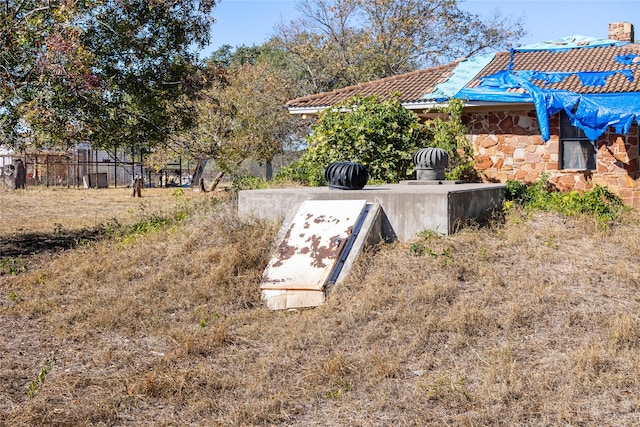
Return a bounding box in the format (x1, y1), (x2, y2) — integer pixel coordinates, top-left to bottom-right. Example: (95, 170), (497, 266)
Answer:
(560, 111), (596, 170)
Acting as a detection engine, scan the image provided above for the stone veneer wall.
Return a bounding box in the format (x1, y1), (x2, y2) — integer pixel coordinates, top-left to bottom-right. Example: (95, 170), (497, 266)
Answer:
(465, 109), (640, 207)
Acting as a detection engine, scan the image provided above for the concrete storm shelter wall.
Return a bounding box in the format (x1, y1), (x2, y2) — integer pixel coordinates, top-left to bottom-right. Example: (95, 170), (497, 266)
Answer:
(465, 108), (640, 207)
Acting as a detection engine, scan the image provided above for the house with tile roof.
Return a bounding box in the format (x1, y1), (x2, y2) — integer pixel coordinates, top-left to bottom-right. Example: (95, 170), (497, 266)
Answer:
(286, 22), (640, 207)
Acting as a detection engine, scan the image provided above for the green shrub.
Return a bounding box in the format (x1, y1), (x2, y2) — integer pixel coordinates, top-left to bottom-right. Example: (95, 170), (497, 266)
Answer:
(504, 178), (530, 206)
(275, 161), (323, 187)
(231, 175), (267, 191)
(504, 175), (625, 224)
(278, 94), (429, 185)
(277, 96), (478, 186)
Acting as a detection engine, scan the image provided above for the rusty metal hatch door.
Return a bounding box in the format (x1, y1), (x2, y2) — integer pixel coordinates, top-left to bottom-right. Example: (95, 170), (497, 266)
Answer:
(261, 199), (367, 309)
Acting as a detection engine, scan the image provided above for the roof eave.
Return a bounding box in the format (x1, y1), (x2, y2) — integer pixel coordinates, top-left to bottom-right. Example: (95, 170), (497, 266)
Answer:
(288, 100), (535, 115)
(287, 106), (329, 115)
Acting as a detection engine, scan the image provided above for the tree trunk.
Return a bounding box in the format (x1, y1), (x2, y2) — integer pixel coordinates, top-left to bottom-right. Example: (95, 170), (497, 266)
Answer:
(265, 161), (273, 181)
(131, 175), (143, 197)
(208, 171), (226, 192)
(14, 159), (26, 189)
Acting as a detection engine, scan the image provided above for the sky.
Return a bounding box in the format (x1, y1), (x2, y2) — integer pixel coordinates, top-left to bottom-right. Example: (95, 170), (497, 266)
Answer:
(204, 0), (640, 57)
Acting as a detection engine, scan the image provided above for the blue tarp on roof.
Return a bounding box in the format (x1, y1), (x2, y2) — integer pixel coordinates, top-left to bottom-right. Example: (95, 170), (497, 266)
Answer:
(514, 35), (627, 52)
(448, 37), (640, 141)
(421, 53), (495, 101)
(617, 54), (640, 65)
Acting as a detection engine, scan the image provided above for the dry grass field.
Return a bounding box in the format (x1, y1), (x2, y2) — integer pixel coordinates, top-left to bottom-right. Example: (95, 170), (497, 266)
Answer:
(2, 187), (640, 426)
(0, 187), (212, 257)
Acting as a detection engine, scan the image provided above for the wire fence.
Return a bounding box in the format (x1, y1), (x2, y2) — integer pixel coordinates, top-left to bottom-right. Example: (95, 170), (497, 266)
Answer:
(1, 147), (301, 190)
(1, 149), (194, 189)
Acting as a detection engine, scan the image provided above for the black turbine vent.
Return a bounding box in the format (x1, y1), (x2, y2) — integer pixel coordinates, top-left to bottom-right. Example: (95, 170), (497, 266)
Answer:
(325, 161), (369, 190)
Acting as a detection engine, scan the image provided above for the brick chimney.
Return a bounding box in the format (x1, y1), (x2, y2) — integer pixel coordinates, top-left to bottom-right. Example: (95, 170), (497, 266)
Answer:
(608, 22), (635, 42)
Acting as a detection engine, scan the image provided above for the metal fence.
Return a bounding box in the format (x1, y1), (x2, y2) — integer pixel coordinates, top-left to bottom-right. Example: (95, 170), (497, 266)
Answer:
(1, 146), (301, 190)
(0, 148), (195, 189)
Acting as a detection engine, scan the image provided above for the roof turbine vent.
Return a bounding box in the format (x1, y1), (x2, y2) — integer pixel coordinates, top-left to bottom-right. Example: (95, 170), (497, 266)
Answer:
(413, 147), (449, 181)
(325, 161), (368, 190)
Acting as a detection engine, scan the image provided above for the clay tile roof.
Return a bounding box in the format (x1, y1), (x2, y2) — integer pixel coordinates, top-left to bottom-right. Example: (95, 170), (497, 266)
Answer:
(287, 41), (640, 111)
(285, 61), (459, 109)
(467, 43), (640, 94)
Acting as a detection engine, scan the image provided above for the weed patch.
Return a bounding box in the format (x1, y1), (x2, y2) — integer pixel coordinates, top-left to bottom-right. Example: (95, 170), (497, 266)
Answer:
(0, 256), (27, 275)
(504, 175), (626, 225)
(27, 353), (57, 398)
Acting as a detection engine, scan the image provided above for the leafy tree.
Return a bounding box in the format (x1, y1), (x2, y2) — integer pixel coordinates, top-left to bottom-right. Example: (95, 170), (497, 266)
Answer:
(0, 0), (215, 152)
(157, 46), (310, 190)
(271, 0), (524, 92)
(207, 42), (311, 99)
(208, 44), (267, 68)
(279, 94), (429, 185)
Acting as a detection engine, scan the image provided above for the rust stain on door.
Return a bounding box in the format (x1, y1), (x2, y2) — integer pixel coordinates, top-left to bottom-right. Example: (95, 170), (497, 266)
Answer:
(261, 200), (367, 308)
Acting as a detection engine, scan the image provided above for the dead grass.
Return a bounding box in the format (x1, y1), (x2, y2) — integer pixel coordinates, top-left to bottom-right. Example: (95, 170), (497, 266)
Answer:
(0, 187), (201, 234)
(2, 189), (640, 425)
(0, 187), (215, 258)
